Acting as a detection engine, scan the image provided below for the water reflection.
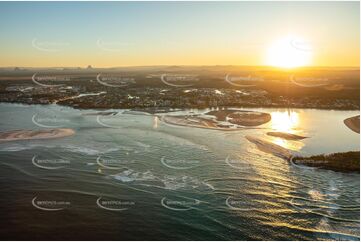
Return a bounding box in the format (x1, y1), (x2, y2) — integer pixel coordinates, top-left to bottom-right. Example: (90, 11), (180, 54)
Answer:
(271, 137), (304, 151)
(270, 111), (299, 132)
(153, 116), (159, 129)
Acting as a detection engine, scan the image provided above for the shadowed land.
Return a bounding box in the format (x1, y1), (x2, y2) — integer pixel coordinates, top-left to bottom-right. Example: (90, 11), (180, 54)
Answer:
(246, 135), (359, 173)
(344, 115), (360, 134)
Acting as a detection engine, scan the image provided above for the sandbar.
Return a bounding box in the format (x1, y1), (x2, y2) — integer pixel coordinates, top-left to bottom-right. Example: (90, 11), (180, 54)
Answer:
(266, 132), (307, 140)
(161, 109), (271, 131)
(245, 135), (292, 160)
(0, 128), (75, 142)
(160, 115), (243, 131)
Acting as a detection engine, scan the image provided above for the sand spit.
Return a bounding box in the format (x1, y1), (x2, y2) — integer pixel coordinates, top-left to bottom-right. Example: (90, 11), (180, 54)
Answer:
(0, 128), (75, 142)
(344, 115), (360, 134)
(247, 135), (359, 173)
(245, 135), (292, 160)
(266, 132), (308, 140)
(160, 115), (244, 131)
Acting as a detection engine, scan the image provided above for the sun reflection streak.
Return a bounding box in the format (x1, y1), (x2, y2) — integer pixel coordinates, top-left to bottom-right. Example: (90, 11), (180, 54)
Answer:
(269, 136), (304, 151)
(273, 137), (287, 147)
(271, 111), (299, 132)
(153, 116), (159, 129)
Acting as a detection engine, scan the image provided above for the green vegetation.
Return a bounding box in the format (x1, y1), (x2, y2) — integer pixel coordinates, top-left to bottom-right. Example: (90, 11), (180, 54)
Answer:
(293, 151), (360, 173)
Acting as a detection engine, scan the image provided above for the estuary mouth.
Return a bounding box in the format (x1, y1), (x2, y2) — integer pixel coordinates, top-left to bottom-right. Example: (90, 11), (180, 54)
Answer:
(0, 1), (359, 240)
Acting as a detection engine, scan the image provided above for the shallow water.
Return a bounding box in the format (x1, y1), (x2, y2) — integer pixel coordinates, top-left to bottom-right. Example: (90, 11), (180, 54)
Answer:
(0, 103), (359, 240)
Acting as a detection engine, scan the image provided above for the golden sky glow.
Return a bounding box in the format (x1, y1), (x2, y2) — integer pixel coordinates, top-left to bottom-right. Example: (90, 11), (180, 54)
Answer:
(0, 2), (359, 67)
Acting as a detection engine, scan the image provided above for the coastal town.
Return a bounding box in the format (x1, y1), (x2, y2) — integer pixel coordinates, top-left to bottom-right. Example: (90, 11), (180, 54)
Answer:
(0, 72), (359, 110)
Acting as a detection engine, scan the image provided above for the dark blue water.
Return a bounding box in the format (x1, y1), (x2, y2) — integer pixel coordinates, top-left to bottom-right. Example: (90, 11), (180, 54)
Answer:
(0, 103), (359, 240)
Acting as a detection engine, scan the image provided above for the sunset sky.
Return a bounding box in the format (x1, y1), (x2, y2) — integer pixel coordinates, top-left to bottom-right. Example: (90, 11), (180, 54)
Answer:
(0, 2), (359, 68)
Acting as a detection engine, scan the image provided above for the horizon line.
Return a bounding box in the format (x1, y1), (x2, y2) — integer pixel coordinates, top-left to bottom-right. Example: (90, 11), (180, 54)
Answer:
(1, 65), (360, 69)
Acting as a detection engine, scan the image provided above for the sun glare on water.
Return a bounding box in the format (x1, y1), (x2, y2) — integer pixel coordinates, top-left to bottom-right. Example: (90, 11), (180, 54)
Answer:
(266, 36), (313, 68)
(271, 111), (299, 132)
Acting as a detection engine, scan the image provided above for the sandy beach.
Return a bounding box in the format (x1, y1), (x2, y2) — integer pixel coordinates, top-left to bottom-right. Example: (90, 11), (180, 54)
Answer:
(245, 135), (292, 160)
(0, 128), (75, 142)
(160, 115), (244, 131)
(344, 115), (360, 134)
(160, 110), (271, 131)
(266, 132), (307, 140)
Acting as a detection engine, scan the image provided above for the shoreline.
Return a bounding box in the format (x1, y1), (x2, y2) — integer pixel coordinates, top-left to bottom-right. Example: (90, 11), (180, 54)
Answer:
(0, 128), (75, 142)
(159, 115), (245, 131)
(291, 151), (360, 173)
(246, 135), (360, 173)
(0, 101), (359, 112)
(159, 109), (272, 130)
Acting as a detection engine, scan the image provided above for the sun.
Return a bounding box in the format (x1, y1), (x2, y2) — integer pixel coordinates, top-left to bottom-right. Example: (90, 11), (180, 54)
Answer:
(266, 36), (313, 68)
